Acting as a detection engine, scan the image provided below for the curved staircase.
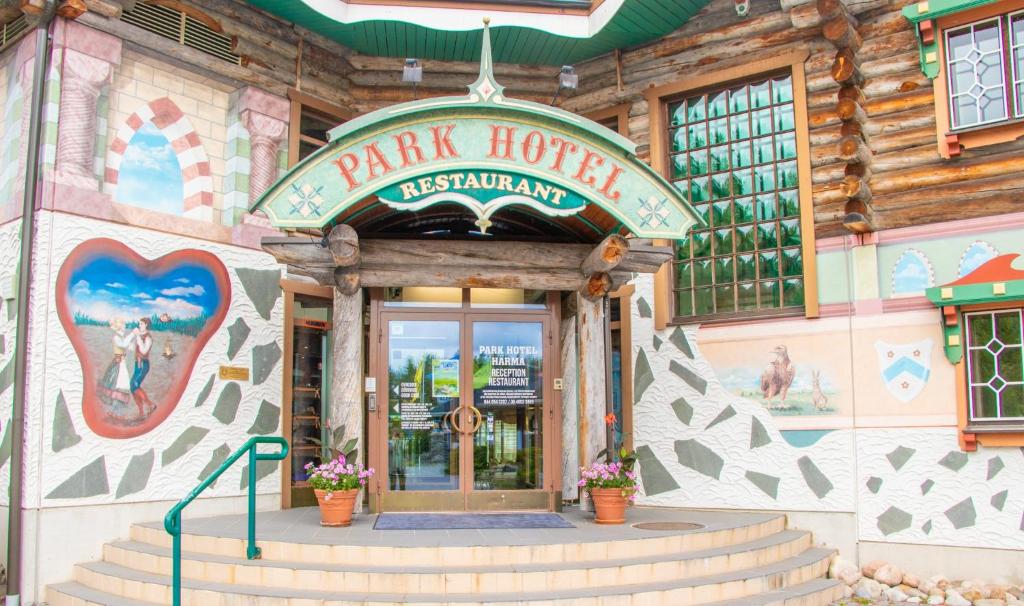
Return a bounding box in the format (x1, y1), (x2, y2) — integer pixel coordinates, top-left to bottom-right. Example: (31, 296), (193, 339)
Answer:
(46, 508), (841, 606)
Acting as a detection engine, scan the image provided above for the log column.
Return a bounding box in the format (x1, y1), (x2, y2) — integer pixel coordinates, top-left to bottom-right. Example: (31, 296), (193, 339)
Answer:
(52, 19), (122, 190)
(329, 288), (364, 503)
(238, 87), (289, 203)
(576, 292), (607, 496)
(327, 224), (364, 507)
(560, 296), (580, 499)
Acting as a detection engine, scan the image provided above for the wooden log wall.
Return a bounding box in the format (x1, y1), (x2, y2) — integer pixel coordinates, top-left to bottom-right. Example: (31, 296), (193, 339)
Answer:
(816, 0), (880, 232)
(70, 0), (559, 112)
(551, 0), (1024, 236)
(60, 0), (1024, 236)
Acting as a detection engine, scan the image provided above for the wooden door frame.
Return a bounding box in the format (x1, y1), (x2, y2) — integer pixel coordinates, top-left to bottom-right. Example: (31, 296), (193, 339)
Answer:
(366, 289), (563, 512)
(609, 284), (634, 451)
(279, 278), (333, 509)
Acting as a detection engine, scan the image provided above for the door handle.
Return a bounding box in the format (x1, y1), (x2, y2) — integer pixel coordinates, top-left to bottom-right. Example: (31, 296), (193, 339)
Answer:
(469, 406), (483, 434)
(446, 409), (464, 434)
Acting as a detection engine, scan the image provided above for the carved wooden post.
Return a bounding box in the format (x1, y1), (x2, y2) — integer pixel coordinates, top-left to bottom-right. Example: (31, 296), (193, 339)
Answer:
(329, 288), (364, 507)
(52, 19), (122, 190)
(576, 291), (607, 481)
(560, 296), (580, 500)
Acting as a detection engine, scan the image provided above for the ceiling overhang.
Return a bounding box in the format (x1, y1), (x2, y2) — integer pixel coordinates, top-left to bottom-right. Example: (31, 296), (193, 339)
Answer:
(244, 0), (711, 65)
(251, 23), (701, 240)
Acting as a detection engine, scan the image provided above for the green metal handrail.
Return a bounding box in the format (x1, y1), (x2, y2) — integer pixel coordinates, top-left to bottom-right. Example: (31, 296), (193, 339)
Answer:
(163, 436), (289, 605)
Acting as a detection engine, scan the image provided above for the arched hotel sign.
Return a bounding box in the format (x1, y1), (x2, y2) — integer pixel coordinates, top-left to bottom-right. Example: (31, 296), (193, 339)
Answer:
(252, 24), (700, 240)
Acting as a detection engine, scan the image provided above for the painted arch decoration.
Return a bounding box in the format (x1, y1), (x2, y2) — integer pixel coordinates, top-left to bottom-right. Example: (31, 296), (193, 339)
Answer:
(252, 24), (701, 240)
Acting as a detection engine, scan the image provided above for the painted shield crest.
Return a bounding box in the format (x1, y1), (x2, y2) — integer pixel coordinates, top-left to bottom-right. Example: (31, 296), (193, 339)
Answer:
(874, 339), (933, 403)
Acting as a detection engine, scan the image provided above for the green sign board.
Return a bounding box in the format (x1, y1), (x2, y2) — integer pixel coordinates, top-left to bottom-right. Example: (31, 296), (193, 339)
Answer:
(378, 169), (588, 233)
(253, 23), (700, 240)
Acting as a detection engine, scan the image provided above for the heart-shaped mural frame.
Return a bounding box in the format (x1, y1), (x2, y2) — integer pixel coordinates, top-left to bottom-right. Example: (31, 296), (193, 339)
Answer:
(55, 238), (231, 439)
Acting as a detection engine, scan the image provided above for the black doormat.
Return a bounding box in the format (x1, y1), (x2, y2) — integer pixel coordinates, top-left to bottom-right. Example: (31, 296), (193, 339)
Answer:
(373, 512), (575, 530)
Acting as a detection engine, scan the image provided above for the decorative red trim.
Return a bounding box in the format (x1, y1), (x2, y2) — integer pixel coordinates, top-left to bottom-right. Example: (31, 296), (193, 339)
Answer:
(961, 430), (978, 452)
(874, 211), (1024, 245)
(818, 302), (853, 317)
(944, 132), (962, 157)
(919, 19), (935, 44)
(945, 253), (1024, 286)
(854, 298), (884, 315)
(816, 235), (856, 253)
(54, 238), (231, 439)
(881, 296), (934, 313)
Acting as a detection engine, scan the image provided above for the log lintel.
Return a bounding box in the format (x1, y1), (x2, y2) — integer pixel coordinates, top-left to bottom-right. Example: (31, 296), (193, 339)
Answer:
(262, 235), (675, 292)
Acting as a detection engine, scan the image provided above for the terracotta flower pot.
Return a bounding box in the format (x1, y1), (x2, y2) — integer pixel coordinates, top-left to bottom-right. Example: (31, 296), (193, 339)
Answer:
(314, 488), (359, 527)
(590, 487), (633, 525)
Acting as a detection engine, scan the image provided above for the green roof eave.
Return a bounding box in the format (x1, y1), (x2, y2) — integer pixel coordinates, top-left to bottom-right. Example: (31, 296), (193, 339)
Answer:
(244, 0), (713, 65)
(923, 254), (1024, 364)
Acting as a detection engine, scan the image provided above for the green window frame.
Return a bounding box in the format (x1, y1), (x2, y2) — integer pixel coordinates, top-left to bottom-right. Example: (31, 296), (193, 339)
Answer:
(964, 308), (1024, 422)
(668, 71), (806, 323)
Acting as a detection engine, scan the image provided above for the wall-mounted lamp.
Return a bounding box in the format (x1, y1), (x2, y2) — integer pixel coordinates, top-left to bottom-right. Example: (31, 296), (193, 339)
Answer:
(551, 65), (578, 105)
(559, 65), (578, 90)
(402, 58), (422, 83)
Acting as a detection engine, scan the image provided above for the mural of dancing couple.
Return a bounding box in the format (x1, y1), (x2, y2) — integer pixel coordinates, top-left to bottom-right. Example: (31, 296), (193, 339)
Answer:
(56, 239), (230, 439)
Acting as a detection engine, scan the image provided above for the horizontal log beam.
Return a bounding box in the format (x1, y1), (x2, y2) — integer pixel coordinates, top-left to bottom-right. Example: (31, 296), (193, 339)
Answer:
(357, 266), (589, 290)
(328, 224), (359, 267)
(262, 236), (673, 290)
(581, 234), (629, 276)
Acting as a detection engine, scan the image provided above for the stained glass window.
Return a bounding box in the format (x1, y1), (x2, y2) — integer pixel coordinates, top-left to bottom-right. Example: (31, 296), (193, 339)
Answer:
(944, 12), (1024, 130)
(965, 310), (1024, 421)
(669, 73), (804, 320)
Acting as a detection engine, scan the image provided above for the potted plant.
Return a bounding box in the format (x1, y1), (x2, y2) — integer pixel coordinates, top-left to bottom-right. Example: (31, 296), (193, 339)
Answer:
(305, 455), (374, 527)
(578, 413), (639, 524)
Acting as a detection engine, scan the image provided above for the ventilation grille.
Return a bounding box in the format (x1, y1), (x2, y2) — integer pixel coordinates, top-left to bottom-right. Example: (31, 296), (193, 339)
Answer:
(121, 2), (240, 65)
(0, 15), (28, 52)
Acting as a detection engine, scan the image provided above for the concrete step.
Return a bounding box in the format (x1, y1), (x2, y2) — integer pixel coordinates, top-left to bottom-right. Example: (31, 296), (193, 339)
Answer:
(71, 547), (835, 605)
(46, 581), (163, 606)
(103, 529), (812, 593)
(128, 512), (788, 567)
(701, 578), (844, 606)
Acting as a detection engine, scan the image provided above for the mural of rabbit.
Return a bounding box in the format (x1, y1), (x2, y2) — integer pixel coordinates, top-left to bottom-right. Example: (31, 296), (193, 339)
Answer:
(811, 370), (829, 410)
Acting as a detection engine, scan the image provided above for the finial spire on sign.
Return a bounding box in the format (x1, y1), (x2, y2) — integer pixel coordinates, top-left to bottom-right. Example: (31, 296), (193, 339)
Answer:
(469, 17), (505, 102)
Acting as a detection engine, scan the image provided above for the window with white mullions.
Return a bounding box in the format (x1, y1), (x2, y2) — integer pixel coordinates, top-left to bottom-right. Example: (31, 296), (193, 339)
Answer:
(964, 309), (1024, 422)
(943, 14), (1024, 129)
(1011, 12), (1024, 118)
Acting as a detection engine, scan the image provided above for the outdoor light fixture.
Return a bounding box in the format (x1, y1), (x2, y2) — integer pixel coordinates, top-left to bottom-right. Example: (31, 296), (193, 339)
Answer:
(551, 65), (578, 105)
(559, 65), (578, 90)
(402, 58), (422, 83)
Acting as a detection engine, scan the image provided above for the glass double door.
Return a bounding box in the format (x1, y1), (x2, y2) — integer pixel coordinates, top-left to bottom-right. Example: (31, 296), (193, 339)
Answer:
(378, 312), (552, 511)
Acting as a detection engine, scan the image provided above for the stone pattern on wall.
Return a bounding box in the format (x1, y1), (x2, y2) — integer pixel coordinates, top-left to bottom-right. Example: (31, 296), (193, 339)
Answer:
(630, 275), (856, 514)
(0, 220), (21, 507)
(632, 269), (1024, 550)
(857, 429), (1024, 549)
(30, 212), (282, 507)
